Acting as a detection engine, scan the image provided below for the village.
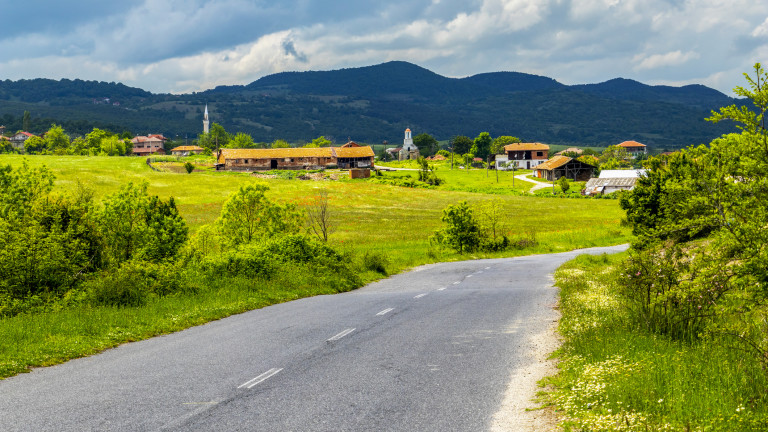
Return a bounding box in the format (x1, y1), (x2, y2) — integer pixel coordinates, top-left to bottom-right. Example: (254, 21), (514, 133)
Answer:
(0, 104), (653, 197)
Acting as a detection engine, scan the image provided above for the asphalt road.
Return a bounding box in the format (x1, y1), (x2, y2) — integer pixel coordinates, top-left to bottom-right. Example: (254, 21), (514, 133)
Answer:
(0, 245), (627, 431)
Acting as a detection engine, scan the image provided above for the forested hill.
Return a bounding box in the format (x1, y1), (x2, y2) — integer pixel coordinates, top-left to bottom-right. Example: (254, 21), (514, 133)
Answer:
(0, 61), (739, 149)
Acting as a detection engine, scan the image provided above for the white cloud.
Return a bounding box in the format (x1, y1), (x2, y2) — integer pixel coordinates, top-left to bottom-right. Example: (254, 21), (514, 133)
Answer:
(753, 17), (768, 37)
(1, 0), (767, 96)
(633, 50), (700, 70)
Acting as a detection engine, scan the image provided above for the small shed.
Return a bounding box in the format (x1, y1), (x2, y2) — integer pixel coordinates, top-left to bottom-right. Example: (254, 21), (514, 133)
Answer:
(583, 177), (639, 195)
(534, 156), (596, 181)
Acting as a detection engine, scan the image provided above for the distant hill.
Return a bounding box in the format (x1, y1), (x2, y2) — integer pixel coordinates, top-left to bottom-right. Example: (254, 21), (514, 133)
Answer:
(0, 61), (739, 149)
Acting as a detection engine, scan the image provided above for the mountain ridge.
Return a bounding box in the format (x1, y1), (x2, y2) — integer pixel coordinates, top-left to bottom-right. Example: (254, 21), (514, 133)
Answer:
(0, 61), (739, 149)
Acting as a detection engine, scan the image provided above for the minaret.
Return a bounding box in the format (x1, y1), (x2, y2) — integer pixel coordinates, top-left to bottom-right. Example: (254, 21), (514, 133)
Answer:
(203, 104), (210, 134)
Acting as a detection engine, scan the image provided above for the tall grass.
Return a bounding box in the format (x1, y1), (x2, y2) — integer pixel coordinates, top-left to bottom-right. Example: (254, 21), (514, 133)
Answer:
(549, 253), (768, 431)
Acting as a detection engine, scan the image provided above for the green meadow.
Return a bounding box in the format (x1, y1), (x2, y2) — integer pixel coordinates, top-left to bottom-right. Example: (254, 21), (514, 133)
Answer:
(0, 154), (630, 378)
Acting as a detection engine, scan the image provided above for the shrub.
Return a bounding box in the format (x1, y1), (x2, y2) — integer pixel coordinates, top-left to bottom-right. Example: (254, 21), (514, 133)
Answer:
(362, 251), (389, 275)
(84, 260), (183, 307)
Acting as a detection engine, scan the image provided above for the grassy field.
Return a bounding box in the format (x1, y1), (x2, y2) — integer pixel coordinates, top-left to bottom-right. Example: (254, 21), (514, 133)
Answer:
(549, 253), (768, 431)
(1, 155), (628, 267)
(0, 154), (631, 378)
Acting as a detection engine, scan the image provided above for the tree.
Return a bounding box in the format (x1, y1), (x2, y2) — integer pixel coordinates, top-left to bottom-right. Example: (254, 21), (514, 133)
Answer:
(218, 183), (302, 245)
(308, 136), (332, 147)
(198, 123), (230, 150)
(23, 136), (46, 154)
(475, 198), (507, 241)
(451, 135), (473, 155)
(599, 145), (631, 169)
(229, 132), (255, 148)
(413, 133), (438, 156)
(306, 189), (335, 242)
(490, 136), (521, 155)
(472, 132), (493, 160)
(98, 182), (188, 265)
(43, 124), (70, 153)
(271, 139), (290, 148)
(100, 136), (127, 156)
(431, 201), (480, 253)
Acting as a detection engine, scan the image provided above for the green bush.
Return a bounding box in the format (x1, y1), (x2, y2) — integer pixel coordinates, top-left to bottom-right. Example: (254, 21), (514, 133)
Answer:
(362, 251), (389, 275)
(84, 260), (183, 307)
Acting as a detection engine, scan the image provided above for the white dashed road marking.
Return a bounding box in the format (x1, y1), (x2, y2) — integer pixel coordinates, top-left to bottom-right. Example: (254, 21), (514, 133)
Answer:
(239, 368), (283, 389)
(328, 328), (356, 341)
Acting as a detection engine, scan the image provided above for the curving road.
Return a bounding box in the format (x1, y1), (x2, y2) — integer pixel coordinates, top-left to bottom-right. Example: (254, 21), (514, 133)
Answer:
(0, 245), (627, 431)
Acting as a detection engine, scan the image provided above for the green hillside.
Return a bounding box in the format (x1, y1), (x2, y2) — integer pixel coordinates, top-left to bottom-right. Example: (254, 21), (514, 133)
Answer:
(0, 62), (738, 149)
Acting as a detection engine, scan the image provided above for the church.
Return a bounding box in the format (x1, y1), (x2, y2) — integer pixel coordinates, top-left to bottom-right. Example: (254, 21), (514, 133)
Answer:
(398, 128), (419, 161)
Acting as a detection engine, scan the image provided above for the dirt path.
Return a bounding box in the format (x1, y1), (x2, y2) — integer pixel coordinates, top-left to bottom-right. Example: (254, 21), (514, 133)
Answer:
(515, 173), (552, 193)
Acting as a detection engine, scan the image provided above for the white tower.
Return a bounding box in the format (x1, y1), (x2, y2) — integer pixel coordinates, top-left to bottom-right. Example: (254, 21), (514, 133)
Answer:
(403, 128), (416, 151)
(203, 104), (210, 134)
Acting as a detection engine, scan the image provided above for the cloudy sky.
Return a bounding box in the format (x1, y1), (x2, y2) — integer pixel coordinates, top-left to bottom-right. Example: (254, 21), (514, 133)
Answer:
(3, 0), (768, 95)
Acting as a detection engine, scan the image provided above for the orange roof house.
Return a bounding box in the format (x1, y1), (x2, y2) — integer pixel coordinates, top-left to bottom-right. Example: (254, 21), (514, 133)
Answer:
(617, 141), (647, 156)
(504, 142), (550, 169)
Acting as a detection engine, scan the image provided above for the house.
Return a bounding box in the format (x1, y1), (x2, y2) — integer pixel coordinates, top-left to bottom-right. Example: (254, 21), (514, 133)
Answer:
(217, 145), (375, 171)
(171, 145), (205, 156)
(9, 131), (36, 150)
(335, 144), (376, 169)
(583, 169), (647, 195)
(503, 143), (549, 169)
(617, 141), (647, 157)
(131, 135), (166, 156)
(534, 156), (596, 181)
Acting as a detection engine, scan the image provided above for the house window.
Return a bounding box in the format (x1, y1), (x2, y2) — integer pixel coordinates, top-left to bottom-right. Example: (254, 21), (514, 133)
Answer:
(536, 151), (543, 157)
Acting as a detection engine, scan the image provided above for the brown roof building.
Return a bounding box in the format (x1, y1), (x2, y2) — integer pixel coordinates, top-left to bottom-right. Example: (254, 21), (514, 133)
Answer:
(504, 143), (550, 169)
(217, 146), (375, 171)
(534, 156), (596, 181)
